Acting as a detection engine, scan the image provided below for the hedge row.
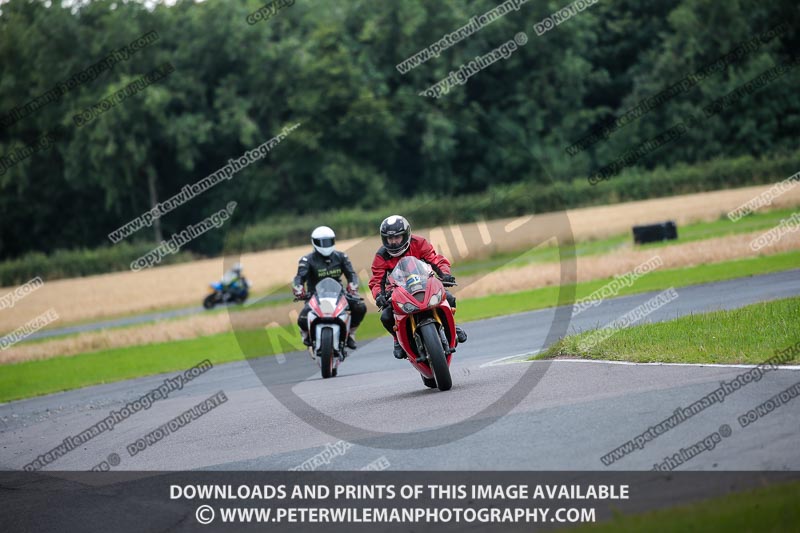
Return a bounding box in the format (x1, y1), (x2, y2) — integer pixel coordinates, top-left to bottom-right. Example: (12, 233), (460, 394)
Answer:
(227, 150), (800, 252)
(0, 242), (197, 286)
(3, 150), (798, 286)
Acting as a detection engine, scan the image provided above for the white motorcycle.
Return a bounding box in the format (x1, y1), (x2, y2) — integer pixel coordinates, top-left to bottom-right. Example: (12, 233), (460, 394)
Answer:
(295, 278), (356, 378)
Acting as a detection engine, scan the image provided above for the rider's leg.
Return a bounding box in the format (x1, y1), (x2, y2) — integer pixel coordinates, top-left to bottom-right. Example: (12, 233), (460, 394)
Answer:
(380, 306), (405, 359)
(345, 295), (367, 349)
(297, 303), (312, 346)
(445, 291), (467, 343)
(348, 296), (367, 328)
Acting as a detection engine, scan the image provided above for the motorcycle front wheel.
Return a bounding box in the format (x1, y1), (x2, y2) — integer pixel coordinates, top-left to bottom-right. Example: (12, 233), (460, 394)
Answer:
(419, 322), (452, 391)
(202, 293), (217, 309)
(319, 328), (335, 379)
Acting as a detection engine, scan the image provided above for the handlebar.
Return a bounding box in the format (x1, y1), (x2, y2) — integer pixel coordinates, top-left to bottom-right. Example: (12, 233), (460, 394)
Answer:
(294, 293), (363, 302)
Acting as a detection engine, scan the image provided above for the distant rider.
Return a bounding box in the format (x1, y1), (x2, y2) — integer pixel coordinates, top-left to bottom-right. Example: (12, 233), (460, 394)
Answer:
(368, 215), (467, 359)
(293, 226), (366, 349)
(221, 263), (248, 295)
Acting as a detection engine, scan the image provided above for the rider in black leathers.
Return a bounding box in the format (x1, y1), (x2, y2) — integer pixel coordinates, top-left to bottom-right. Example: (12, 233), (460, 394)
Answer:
(293, 226), (366, 349)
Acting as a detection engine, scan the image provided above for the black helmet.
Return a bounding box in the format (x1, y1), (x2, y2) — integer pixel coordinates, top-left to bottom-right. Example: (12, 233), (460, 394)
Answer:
(380, 215), (411, 257)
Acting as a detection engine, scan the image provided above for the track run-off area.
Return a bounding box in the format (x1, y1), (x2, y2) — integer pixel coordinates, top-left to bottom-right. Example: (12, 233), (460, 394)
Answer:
(1, 269), (799, 472)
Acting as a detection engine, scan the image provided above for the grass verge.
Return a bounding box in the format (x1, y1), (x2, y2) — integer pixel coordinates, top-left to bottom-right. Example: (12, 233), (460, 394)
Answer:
(571, 480), (800, 533)
(2, 250), (798, 403)
(540, 296), (800, 365)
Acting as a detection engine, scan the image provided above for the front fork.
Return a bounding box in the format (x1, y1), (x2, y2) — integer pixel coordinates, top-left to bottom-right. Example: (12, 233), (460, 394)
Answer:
(308, 323), (346, 362)
(411, 316), (451, 363)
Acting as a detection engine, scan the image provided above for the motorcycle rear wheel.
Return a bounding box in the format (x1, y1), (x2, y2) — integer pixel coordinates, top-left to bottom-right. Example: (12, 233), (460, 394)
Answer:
(420, 323), (451, 391)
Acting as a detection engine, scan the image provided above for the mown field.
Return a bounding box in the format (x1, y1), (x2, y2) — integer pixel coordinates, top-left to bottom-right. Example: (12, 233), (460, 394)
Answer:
(4, 197), (800, 365)
(4, 183), (800, 333)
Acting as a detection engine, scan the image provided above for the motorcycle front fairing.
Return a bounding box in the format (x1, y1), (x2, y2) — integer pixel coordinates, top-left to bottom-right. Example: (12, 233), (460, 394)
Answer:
(307, 278), (351, 352)
(389, 257), (457, 377)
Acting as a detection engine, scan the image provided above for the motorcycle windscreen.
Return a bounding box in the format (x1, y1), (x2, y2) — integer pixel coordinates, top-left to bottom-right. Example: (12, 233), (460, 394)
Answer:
(390, 257), (431, 294)
(315, 277), (343, 299)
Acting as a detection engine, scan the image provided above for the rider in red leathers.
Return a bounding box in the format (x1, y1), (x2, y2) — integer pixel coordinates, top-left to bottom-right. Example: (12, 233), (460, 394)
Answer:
(369, 215), (467, 359)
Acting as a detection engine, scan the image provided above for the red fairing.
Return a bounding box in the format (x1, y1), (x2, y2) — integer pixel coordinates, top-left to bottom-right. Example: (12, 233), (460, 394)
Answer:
(332, 298), (348, 317)
(388, 273), (456, 379)
(369, 235), (451, 299)
(308, 298), (323, 317)
(309, 295), (347, 318)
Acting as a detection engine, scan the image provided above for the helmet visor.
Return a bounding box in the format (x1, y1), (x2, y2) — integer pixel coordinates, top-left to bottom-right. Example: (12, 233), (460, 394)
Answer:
(313, 237), (335, 248)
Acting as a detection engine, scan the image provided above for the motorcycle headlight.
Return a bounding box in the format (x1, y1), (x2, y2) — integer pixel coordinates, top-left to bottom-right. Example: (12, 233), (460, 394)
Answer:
(428, 291), (441, 307)
(402, 302), (420, 313)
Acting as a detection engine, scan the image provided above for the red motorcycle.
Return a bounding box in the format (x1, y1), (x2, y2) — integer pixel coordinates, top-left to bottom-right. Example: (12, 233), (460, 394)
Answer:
(386, 257), (457, 391)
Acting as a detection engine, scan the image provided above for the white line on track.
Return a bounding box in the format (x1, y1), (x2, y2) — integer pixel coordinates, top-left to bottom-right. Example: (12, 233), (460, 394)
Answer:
(479, 352), (541, 367)
(479, 354), (800, 371)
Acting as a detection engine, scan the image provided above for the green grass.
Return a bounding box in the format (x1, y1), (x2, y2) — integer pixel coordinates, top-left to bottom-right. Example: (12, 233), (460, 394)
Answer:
(571, 480), (800, 533)
(0, 317), (389, 403)
(2, 250), (798, 403)
(540, 296), (800, 365)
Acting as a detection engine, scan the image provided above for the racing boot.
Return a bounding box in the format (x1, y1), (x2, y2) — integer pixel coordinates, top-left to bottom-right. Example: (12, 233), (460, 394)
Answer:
(393, 338), (407, 359)
(455, 326), (468, 344)
(301, 330), (312, 347)
(346, 327), (358, 350)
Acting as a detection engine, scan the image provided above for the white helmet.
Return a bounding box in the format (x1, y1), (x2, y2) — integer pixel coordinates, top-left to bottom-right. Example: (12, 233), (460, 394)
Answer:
(311, 226), (336, 257)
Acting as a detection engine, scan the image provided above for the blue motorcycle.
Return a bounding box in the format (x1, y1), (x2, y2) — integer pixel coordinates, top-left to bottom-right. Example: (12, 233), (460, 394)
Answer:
(202, 277), (250, 309)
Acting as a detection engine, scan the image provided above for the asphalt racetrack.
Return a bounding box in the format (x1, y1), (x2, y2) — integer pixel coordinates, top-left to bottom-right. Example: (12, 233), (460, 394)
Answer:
(2, 270), (799, 472)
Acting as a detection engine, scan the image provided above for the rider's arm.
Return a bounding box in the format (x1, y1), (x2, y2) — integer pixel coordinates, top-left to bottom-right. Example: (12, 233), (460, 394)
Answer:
(340, 252), (359, 285)
(416, 236), (451, 276)
(293, 256), (310, 289)
(368, 254), (388, 300)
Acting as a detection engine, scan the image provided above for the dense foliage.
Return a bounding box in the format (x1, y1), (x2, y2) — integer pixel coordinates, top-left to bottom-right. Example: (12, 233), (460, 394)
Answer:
(1, 0), (798, 264)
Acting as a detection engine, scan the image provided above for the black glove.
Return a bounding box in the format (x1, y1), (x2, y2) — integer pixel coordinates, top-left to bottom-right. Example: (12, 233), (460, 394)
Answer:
(441, 274), (456, 284)
(375, 294), (387, 308)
